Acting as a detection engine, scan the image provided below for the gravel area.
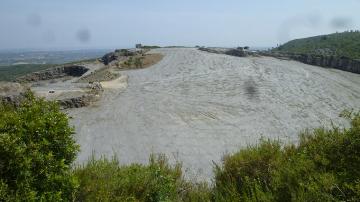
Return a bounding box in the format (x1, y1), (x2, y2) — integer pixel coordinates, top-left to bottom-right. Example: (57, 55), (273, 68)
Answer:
(69, 48), (360, 181)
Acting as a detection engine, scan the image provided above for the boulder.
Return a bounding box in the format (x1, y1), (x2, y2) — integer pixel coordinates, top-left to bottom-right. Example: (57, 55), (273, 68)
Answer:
(101, 52), (118, 65)
(58, 95), (93, 109)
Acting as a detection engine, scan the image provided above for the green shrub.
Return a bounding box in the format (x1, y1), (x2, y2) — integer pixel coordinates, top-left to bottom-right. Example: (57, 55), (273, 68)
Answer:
(0, 91), (79, 201)
(213, 140), (281, 201)
(74, 154), (185, 202)
(74, 153), (213, 202)
(213, 111), (360, 202)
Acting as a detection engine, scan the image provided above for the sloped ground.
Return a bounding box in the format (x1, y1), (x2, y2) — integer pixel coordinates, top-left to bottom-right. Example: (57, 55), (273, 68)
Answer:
(69, 48), (360, 181)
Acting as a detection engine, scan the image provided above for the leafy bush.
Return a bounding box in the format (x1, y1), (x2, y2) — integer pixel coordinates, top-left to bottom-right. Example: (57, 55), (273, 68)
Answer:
(74, 154), (187, 202)
(213, 111), (360, 201)
(0, 91), (79, 201)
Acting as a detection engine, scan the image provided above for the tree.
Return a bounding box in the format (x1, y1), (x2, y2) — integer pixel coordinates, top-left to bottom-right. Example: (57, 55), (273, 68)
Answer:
(0, 91), (79, 201)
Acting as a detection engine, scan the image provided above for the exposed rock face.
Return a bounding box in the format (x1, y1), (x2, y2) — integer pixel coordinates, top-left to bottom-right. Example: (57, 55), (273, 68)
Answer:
(58, 95), (94, 109)
(101, 49), (139, 65)
(0, 82), (27, 107)
(17, 65), (89, 82)
(262, 52), (360, 74)
(0, 81), (103, 109)
(101, 52), (118, 65)
(58, 82), (103, 109)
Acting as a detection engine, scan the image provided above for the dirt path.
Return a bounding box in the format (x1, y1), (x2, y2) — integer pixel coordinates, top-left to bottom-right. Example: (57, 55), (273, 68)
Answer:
(69, 48), (360, 181)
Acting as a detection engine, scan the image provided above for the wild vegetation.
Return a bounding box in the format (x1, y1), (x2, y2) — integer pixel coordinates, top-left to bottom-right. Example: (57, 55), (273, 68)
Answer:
(0, 92), (79, 201)
(274, 31), (360, 59)
(0, 94), (359, 201)
(213, 110), (360, 201)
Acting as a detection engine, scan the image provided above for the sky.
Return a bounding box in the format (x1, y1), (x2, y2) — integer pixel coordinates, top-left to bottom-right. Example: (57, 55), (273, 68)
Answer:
(0, 0), (359, 50)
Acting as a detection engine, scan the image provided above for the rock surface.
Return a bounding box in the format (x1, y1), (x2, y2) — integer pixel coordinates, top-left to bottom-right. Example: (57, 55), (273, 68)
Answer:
(17, 65), (89, 82)
(262, 52), (360, 74)
(101, 49), (140, 65)
(0, 82), (27, 106)
(58, 95), (94, 109)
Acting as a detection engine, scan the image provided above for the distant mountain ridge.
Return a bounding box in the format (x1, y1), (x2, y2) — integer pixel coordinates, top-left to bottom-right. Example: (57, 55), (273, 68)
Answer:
(274, 31), (360, 60)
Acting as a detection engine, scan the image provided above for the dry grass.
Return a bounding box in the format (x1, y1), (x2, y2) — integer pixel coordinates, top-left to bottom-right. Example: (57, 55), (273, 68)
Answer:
(118, 53), (164, 69)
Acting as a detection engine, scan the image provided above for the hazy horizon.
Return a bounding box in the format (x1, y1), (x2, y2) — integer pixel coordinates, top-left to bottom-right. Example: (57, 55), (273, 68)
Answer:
(1, 0), (359, 51)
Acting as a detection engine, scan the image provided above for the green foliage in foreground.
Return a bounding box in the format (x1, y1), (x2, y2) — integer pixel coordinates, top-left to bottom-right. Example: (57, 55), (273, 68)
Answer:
(214, 110), (360, 201)
(0, 94), (359, 201)
(73, 155), (211, 202)
(0, 92), (79, 201)
(274, 31), (360, 59)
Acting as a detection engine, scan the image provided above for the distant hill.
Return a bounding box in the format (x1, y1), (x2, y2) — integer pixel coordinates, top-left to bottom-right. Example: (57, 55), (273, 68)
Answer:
(274, 31), (360, 60)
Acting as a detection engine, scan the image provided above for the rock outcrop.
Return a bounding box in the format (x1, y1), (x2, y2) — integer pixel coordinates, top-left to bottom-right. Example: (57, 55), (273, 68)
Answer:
(58, 82), (103, 109)
(0, 82), (27, 107)
(101, 52), (118, 65)
(101, 49), (140, 65)
(58, 95), (94, 109)
(17, 65), (89, 82)
(262, 52), (360, 74)
(0, 81), (103, 109)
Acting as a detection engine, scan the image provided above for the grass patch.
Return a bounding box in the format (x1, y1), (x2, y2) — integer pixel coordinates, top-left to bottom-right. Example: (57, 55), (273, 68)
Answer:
(73, 154), (211, 202)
